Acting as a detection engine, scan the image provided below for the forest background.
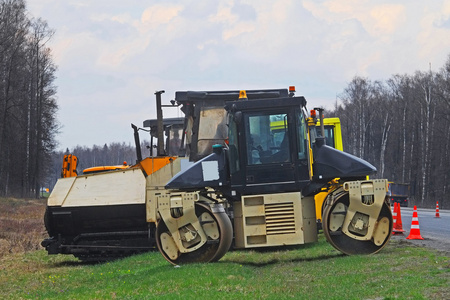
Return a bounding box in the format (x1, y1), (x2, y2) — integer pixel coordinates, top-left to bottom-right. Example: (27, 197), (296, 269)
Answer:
(1, 0), (450, 208)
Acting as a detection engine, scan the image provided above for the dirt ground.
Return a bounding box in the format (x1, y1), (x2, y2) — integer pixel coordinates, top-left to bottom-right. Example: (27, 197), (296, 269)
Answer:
(391, 234), (450, 257)
(0, 198), (47, 258)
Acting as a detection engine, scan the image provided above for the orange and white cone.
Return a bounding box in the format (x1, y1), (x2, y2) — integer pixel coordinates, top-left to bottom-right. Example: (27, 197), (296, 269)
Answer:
(406, 205), (424, 240)
(392, 202), (398, 231)
(435, 201), (440, 218)
(393, 202), (405, 234)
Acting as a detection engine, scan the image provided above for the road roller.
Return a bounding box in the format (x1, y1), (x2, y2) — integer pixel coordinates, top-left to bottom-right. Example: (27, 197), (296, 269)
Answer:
(42, 87), (393, 264)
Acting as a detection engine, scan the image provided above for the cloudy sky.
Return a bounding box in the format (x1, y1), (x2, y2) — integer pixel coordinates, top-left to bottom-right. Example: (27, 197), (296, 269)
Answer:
(26, 0), (450, 150)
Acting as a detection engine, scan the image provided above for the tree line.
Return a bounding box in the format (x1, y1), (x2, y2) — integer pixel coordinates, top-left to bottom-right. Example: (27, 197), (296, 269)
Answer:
(329, 54), (450, 208)
(0, 0), (58, 198)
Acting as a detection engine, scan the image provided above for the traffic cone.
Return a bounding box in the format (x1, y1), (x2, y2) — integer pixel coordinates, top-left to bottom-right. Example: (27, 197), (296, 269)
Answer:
(393, 202), (405, 234)
(391, 202), (398, 234)
(435, 201), (440, 218)
(406, 205), (424, 240)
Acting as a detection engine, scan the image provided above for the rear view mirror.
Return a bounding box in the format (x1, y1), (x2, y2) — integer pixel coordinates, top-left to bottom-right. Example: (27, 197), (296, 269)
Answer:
(234, 111), (242, 125)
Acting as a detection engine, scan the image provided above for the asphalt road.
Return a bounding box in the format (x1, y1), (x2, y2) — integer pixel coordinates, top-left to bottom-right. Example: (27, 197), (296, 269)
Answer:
(391, 206), (450, 254)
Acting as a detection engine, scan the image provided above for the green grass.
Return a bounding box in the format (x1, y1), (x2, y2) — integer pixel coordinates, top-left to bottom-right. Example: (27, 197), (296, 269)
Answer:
(0, 236), (448, 300)
(40, 191), (50, 198)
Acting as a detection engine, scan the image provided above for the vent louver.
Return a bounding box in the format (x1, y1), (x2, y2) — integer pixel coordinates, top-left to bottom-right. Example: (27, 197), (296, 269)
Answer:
(265, 203), (296, 235)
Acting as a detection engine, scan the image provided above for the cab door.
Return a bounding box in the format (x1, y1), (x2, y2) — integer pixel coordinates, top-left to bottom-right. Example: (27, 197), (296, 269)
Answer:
(232, 107), (310, 195)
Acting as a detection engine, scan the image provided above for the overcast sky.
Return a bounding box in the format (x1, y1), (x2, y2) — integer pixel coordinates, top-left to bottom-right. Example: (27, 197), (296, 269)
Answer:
(26, 0), (450, 150)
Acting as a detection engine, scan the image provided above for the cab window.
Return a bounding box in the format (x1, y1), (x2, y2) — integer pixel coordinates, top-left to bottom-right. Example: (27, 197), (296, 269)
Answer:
(297, 113), (307, 160)
(323, 125), (335, 148)
(246, 113), (290, 165)
(228, 117), (240, 174)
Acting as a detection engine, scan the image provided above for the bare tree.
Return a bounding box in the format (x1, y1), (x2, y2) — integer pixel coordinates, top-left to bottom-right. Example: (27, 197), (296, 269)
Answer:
(332, 55), (450, 208)
(0, 0), (58, 197)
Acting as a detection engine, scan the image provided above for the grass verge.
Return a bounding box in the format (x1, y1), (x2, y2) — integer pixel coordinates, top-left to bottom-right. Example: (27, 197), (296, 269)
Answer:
(0, 237), (448, 299)
(0, 197), (448, 299)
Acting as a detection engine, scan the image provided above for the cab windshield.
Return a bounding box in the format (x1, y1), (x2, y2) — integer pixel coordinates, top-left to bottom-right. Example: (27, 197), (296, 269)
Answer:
(242, 110), (308, 165)
(246, 113), (290, 165)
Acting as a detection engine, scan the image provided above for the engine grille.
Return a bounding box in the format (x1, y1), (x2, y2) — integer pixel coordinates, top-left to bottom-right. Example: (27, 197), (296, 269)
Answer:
(265, 203), (296, 235)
